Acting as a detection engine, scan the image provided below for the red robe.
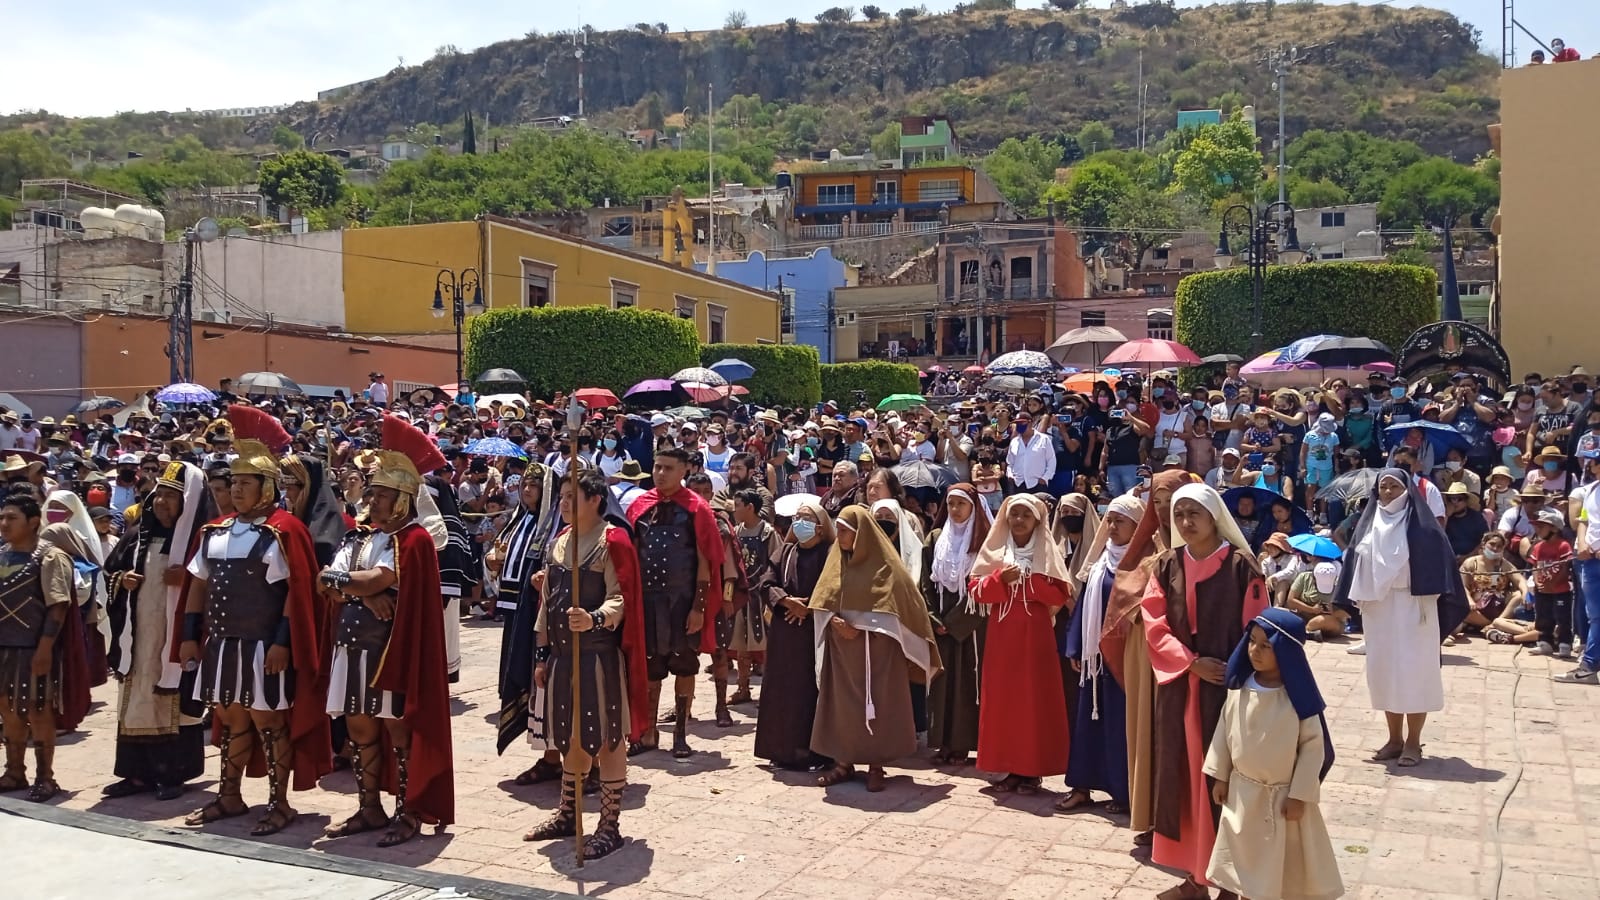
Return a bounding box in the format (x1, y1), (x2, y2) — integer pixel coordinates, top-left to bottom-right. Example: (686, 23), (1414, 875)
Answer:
(970, 570), (1073, 777)
(625, 486), (726, 654)
(371, 523), (454, 826)
(185, 510), (332, 792)
(604, 524), (652, 741)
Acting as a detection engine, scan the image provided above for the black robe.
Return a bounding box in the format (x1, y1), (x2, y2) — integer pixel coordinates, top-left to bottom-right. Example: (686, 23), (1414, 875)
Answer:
(754, 540), (831, 768)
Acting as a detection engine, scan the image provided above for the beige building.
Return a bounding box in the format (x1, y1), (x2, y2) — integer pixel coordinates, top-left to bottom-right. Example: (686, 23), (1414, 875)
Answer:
(1497, 59), (1600, 373)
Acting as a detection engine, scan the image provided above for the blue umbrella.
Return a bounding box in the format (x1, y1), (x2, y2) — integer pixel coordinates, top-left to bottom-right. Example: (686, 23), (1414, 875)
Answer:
(1383, 421), (1472, 457)
(156, 382), (217, 404)
(709, 358), (755, 382)
(1288, 533), (1342, 560)
(463, 437), (528, 459)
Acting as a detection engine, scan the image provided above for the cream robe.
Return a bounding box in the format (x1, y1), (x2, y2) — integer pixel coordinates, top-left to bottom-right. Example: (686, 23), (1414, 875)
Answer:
(1203, 679), (1343, 900)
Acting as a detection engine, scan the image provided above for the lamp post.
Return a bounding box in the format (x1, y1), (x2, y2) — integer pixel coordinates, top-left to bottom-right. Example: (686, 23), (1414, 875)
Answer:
(1214, 201), (1303, 358)
(432, 267), (484, 399)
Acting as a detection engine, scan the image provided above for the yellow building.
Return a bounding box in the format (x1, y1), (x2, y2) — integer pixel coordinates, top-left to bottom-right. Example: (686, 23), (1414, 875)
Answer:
(1496, 59), (1600, 373)
(342, 216), (781, 342)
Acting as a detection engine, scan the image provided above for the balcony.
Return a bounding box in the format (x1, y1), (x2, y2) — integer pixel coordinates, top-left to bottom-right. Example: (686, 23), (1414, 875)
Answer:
(796, 221), (945, 241)
(1008, 279), (1034, 300)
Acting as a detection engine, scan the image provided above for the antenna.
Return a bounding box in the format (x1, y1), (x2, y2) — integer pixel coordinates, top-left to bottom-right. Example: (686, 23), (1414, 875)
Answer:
(1502, 0), (1515, 68)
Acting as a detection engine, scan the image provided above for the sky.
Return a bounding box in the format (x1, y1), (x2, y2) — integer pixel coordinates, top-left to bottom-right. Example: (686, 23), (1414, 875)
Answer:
(3, 0), (1587, 117)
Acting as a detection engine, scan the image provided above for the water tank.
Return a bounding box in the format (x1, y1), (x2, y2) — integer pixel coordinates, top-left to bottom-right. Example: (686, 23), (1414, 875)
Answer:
(774, 172), (792, 191)
(111, 204), (166, 241)
(80, 207), (116, 238)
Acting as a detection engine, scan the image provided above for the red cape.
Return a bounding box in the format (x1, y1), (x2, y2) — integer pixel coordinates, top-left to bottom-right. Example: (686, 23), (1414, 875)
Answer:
(53, 547), (93, 731)
(192, 510), (332, 792)
(626, 486), (725, 653)
(371, 523), (454, 826)
(604, 524), (652, 742)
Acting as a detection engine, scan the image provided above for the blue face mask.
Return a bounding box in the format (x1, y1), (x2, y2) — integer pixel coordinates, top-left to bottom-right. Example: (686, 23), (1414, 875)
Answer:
(1116, 389), (1129, 400)
(1191, 399), (1206, 412)
(602, 438), (617, 451)
(807, 436), (820, 447)
(1153, 387), (1166, 399)
(791, 519), (817, 542)
(1391, 386), (1406, 399)
(1262, 463), (1277, 477)
(1544, 461), (1561, 473)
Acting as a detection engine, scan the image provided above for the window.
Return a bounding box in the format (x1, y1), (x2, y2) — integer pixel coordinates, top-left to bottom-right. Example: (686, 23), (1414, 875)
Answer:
(1179, 258), (1195, 270)
(1142, 284), (1169, 296)
(1320, 251), (1344, 260)
(816, 184), (856, 206)
(674, 294), (697, 322)
(708, 304), (727, 344)
(610, 279), (637, 308)
(1147, 309), (1173, 340)
(779, 288), (796, 336)
(918, 178), (961, 202)
(1009, 257), (1032, 280)
(1320, 211), (1346, 228)
(874, 180), (899, 205)
(522, 260), (554, 308)
(1152, 247), (1170, 261)
(1080, 310), (1106, 328)
(959, 260), (979, 287)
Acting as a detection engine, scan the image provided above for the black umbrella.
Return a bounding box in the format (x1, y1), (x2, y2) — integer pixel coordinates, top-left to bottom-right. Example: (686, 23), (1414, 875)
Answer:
(71, 395), (126, 414)
(1298, 336), (1393, 368)
(1200, 353), (1244, 365)
(1320, 468), (1382, 505)
(475, 368), (527, 391)
(891, 459), (957, 493)
(236, 371), (304, 397)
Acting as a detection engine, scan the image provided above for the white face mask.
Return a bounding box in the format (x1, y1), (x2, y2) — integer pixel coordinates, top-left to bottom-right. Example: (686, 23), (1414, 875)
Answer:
(1445, 460), (1463, 472)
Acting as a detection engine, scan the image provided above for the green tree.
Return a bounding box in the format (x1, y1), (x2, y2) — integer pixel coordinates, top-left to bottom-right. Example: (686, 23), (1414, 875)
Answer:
(1286, 130), (1427, 204)
(1171, 114), (1262, 202)
(870, 121), (902, 161)
(1047, 0), (1081, 8)
(1286, 177), (1349, 209)
(258, 149), (349, 212)
(643, 93), (666, 132)
(724, 9), (748, 28)
(462, 111), (477, 155)
(0, 130), (71, 196)
(1045, 159), (1132, 229)
(270, 124), (303, 152)
(979, 135), (1064, 214)
(861, 4), (886, 20)
(1112, 185), (1188, 268)
(1075, 121), (1115, 155)
(1378, 158), (1498, 230)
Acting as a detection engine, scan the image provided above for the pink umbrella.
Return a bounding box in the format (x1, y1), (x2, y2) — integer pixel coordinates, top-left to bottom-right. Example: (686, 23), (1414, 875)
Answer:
(1240, 349), (1394, 389)
(1101, 338), (1202, 369)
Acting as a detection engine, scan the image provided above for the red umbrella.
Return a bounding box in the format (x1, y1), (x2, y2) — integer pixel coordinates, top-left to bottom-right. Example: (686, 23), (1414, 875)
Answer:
(573, 387), (620, 408)
(1100, 338), (1202, 369)
(961, 365), (985, 375)
(682, 385), (731, 404)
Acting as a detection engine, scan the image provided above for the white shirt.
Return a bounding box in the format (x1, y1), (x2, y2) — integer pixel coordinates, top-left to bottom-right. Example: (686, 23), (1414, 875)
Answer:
(0, 424), (18, 451)
(1155, 407), (1191, 455)
(368, 381), (389, 405)
(1577, 482), (1600, 550)
(1006, 428), (1056, 489)
(1210, 401), (1251, 451)
(1497, 504), (1537, 538)
(1206, 465), (1243, 491)
(703, 446), (733, 474)
(13, 427), (40, 452)
(331, 529), (395, 574)
(187, 516), (291, 583)
(596, 451), (630, 478)
(1415, 474), (1446, 521)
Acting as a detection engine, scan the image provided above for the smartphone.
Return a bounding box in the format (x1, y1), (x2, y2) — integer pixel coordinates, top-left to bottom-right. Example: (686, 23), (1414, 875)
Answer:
(968, 423), (981, 437)
(1110, 409), (1126, 420)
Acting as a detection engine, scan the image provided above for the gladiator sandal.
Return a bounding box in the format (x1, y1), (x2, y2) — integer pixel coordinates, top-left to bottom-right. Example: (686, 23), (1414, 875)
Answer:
(671, 695), (693, 758)
(714, 676), (734, 728)
(324, 741), (388, 838)
(378, 748), (420, 847)
(185, 727), (251, 825)
(523, 771), (578, 841)
(26, 740), (60, 803)
(250, 728), (297, 836)
(0, 734), (27, 792)
(582, 779), (627, 860)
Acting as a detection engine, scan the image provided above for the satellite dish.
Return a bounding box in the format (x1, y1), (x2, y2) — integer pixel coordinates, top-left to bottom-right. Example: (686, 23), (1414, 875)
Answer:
(226, 227), (248, 238)
(193, 217), (221, 243)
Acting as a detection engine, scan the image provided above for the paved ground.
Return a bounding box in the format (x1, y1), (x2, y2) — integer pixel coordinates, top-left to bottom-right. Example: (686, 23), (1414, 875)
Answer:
(27, 616), (1600, 899)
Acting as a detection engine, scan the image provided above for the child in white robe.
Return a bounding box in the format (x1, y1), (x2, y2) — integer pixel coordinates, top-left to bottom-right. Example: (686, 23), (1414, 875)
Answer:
(1204, 607), (1344, 900)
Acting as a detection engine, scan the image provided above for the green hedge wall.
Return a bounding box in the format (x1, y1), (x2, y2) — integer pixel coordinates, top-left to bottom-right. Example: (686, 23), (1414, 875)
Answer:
(820, 362), (923, 407)
(1174, 262), (1438, 363)
(699, 343), (822, 407)
(464, 306), (700, 399)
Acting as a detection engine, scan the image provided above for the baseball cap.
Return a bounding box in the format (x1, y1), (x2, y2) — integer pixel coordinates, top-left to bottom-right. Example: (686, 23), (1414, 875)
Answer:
(650, 413), (672, 427)
(1313, 562), (1339, 594)
(117, 453), (140, 465)
(849, 417), (869, 431)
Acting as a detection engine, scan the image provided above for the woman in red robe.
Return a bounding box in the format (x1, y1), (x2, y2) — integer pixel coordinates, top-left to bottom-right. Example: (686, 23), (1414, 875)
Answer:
(1141, 482), (1268, 900)
(969, 494), (1074, 794)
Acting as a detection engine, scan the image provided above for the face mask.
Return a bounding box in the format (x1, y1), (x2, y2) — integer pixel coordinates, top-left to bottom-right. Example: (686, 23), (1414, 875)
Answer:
(1126, 402), (1138, 411)
(45, 509), (69, 524)
(1061, 514), (1085, 533)
(1391, 387), (1406, 399)
(1152, 387), (1166, 399)
(1139, 476), (1152, 488)
(1192, 400), (1206, 412)
(877, 518), (898, 539)
(1262, 463), (1277, 476)
(1576, 384), (1590, 394)
(707, 436), (722, 447)
(602, 438), (617, 451)
(1483, 547), (1502, 561)
(791, 519), (817, 542)
(1161, 398), (1176, 409)
(1349, 405), (1366, 416)
(1097, 397), (1111, 409)
(1544, 461), (1561, 473)
(1116, 389), (1128, 400)
(1445, 460), (1463, 471)
(807, 436), (819, 447)
(1517, 399), (1534, 410)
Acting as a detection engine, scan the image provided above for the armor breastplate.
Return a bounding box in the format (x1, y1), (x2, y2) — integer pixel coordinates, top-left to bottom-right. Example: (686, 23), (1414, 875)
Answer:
(334, 532), (397, 653)
(204, 526), (288, 641)
(0, 553), (48, 649)
(637, 501), (696, 593)
(546, 562), (619, 656)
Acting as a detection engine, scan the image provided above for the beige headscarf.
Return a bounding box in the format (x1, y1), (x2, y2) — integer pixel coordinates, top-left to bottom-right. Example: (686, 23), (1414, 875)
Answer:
(810, 505), (940, 683)
(1169, 482), (1262, 573)
(970, 494), (1075, 600)
(1076, 494), (1149, 586)
(1053, 492), (1101, 594)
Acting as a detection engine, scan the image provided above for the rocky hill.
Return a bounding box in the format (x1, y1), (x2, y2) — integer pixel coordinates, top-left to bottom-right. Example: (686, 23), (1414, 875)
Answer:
(267, 2), (1499, 159)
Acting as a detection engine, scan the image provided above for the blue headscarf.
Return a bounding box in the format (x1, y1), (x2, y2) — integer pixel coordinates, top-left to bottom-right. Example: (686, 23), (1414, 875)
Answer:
(1224, 607), (1335, 780)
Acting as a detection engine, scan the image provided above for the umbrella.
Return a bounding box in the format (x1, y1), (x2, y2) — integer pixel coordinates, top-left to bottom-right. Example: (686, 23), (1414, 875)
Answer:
(927, 365), (950, 374)
(475, 393), (528, 410)
(70, 395), (124, 415)
(236, 371), (303, 397)
(1240, 350), (1393, 390)
(1101, 338), (1202, 369)
(573, 387), (621, 409)
(1060, 372), (1120, 393)
(1291, 335), (1394, 369)
(1046, 325), (1129, 367)
(892, 459), (957, 493)
(463, 437), (528, 459)
(877, 393), (925, 412)
(1321, 467), (1382, 504)
(0, 393), (35, 418)
(984, 374), (1043, 394)
(708, 358), (755, 382)
(1383, 420), (1472, 457)
(663, 405), (710, 421)
(475, 368), (527, 390)
(1288, 533), (1343, 560)
(774, 492), (821, 520)
(623, 378), (685, 408)
(986, 349), (1057, 377)
(155, 382), (217, 404)
(1200, 353), (1244, 365)
(961, 365), (986, 375)
(670, 366), (728, 389)
(683, 386), (738, 404)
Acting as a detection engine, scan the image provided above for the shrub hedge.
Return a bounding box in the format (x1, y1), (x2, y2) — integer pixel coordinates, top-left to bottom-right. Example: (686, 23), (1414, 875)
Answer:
(699, 343), (823, 407)
(1174, 262), (1438, 363)
(820, 362), (923, 407)
(464, 306), (700, 399)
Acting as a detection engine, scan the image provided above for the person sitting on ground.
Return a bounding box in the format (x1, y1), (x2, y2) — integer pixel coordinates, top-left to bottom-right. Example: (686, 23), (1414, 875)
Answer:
(1458, 532), (1527, 645)
(1286, 561), (1349, 641)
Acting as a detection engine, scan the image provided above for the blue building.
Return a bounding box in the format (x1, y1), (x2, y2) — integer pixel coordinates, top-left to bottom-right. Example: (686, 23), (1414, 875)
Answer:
(696, 248), (849, 362)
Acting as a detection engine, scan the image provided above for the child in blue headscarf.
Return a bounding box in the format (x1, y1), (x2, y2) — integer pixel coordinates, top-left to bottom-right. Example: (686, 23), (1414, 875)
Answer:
(1203, 608), (1344, 900)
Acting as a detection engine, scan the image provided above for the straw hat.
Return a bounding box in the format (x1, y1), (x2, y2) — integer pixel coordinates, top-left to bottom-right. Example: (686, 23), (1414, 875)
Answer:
(1535, 446), (1566, 463)
(614, 460), (648, 482)
(1442, 481), (1481, 510)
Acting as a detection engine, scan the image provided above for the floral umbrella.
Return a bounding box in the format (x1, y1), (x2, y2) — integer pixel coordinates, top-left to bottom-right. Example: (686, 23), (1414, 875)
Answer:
(984, 350), (1057, 377)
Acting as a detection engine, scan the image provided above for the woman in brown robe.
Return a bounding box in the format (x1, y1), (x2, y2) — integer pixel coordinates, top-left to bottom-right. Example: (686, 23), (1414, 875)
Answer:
(1097, 470), (1198, 839)
(753, 499), (834, 770)
(809, 505), (941, 792)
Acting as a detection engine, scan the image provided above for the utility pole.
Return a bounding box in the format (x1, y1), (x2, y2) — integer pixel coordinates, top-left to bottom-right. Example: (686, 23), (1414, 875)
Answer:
(169, 238), (196, 385)
(706, 82), (716, 276)
(1263, 45), (1316, 206)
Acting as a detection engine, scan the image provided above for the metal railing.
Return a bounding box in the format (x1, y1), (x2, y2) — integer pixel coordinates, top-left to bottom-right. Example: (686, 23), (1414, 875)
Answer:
(796, 221), (944, 241)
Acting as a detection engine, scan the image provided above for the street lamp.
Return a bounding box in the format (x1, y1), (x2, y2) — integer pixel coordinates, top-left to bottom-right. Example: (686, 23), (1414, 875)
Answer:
(1214, 201), (1303, 357)
(432, 267), (484, 398)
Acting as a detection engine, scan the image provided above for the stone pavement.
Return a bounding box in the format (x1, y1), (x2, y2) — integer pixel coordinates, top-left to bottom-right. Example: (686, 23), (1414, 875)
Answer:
(33, 617), (1600, 899)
